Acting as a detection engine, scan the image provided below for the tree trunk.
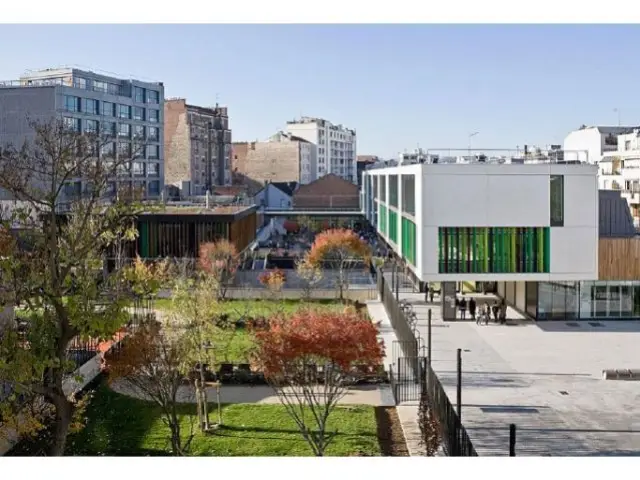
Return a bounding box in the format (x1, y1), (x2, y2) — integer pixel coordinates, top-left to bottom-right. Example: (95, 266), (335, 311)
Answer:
(49, 393), (73, 456)
(169, 419), (183, 456)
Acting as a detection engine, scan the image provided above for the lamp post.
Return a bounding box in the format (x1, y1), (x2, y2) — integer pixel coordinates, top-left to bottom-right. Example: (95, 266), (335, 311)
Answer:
(468, 131), (479, 159)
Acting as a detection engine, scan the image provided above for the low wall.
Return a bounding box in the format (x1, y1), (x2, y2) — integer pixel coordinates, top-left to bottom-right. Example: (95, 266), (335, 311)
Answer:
(225, 287), (377, 301)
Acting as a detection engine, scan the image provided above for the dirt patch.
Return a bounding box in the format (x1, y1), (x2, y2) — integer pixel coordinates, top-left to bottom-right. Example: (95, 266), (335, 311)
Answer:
(375, 406), (410, 456)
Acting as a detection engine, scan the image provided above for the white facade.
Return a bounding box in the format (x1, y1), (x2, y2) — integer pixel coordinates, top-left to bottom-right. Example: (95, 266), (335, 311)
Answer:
(254, 183), (294, 209)
(563, 126), (636, 164)
(363, 163), (599, 282)
(285, 117), (356, 183)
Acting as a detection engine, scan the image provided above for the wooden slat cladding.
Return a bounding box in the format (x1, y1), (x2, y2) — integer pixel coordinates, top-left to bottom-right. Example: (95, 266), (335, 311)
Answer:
(229, 212), (257, 253)
(599, 238), (640, 280)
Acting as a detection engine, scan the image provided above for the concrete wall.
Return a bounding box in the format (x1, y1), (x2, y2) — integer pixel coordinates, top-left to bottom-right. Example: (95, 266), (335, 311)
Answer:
(365, 163), (599, 282)
(164, 100), (192, 191)
(563, 128), (601, 163)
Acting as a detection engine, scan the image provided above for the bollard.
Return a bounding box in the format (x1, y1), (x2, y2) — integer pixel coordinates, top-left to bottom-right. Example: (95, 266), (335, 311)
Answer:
(509, 424), (516, 456)
(428, 309), (432, 367)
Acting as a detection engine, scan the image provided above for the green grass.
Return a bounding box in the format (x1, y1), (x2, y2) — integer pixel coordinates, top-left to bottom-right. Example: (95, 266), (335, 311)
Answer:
(153, 298), (344, 321)
(66, 384), (380, 456)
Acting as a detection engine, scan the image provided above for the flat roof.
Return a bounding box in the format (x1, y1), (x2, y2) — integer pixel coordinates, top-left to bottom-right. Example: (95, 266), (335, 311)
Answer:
(140, 204), (256, 220)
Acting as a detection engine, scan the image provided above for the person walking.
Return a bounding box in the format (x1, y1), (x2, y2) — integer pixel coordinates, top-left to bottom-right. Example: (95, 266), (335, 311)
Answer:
(476, 304), (484, 325)
(492, 303), (500, 323)
(459, 297), (468, 320)
(484, 302), (492, 325)
(429, 285), (435, 303)
(469, 297), (477, 321)
(500, 299), (508, 325)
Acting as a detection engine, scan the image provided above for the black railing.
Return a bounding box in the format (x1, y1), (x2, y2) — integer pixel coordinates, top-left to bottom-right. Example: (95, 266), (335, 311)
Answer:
(377, 269), (418, 360)
(426, 361), (478, 457)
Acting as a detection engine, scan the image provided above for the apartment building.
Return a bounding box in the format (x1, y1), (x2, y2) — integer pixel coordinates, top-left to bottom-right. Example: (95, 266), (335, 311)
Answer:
(164, 99), (232, 197)
(285, 117), (356, 183)
(0, 67), (165, 200)
(356, 155), (379, 188)
(563, 125), (640, 164)
(232, 132), (316, 185)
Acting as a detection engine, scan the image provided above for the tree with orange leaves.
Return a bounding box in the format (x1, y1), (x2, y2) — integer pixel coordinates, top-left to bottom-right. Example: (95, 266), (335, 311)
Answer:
(253, 309), (384, 456)
(198, 239), (239, 300)
(258, 268), (287, 299)
(306, 228), (371, 302)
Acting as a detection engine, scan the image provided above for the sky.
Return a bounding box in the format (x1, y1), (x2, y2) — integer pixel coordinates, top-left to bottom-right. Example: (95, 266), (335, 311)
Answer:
(1, 24), (639, 158)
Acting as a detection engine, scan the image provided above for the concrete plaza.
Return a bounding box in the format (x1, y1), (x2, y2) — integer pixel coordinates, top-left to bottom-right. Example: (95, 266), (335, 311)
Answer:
(375, 287), (640, 456)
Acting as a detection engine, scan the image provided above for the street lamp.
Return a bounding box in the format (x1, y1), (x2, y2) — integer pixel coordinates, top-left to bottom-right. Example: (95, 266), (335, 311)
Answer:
(468, 132), (479, 158)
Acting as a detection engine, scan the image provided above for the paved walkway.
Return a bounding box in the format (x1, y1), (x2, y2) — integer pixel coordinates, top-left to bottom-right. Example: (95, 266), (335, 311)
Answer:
(394, 288), (640, 456)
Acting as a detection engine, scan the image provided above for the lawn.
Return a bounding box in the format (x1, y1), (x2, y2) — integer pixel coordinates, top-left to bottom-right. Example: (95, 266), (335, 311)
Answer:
(65, 383), (380, 456)
(152, 298), (345, 321)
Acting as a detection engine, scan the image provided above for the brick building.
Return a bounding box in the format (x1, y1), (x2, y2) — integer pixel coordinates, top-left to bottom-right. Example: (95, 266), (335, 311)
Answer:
(292, 174), (360, 209)
(232, 132), (317, 185)
(164, 99), (232, 198)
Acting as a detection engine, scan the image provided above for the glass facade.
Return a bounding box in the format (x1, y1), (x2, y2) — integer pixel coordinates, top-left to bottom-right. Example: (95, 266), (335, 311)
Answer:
(534, 281), (640, 320)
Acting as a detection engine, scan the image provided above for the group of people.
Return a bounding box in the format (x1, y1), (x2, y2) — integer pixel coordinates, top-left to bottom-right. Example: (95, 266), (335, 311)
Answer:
(456, 297), (508, 325)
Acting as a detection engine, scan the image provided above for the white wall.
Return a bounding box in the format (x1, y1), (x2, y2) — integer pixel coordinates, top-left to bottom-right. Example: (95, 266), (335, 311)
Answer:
(364, 162), (599, 282)
(254, 184), (292, 209)
(563, 128), (601, 163)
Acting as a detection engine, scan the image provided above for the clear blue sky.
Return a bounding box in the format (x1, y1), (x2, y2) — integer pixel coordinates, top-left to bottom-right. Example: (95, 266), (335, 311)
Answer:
(0, 24), (638, 157)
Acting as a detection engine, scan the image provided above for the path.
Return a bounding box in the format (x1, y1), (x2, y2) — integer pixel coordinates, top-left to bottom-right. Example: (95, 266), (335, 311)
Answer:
(390, 284), (640, 456)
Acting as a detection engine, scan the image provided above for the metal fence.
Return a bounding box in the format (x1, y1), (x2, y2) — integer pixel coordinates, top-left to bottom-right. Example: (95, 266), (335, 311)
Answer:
(425, 360), (478, 457)
(377, 269), (418, 360)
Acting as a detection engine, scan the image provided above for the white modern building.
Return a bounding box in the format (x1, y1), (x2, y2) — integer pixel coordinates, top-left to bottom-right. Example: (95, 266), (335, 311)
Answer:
(285, 116), (356, 183)
(363, 162), (599, 283)
(563, 125), (639, 164)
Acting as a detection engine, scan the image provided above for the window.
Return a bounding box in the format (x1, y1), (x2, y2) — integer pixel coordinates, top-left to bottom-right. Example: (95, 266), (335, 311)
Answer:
(133, 125), (145, 140)
(380, 175), (387, 202)
(102, 101), (114, 117)
(118, 123), (131, 138)
(148, 180), (160, 195)
(388, 174), (399, 207)
(401, 174), (416, 216)
(550, 175), (564, 227)
(64, 95), (80, 112)
(133, 106), (145, 121)
(118, 105), (131, 119)
(101, 142), (116, 158)
(148, 162), (160, 177)
(147, 90), (159, 104)
(85, 119), (98, 134)
(148, 126), (159, 141)
(118, 142), (132, 159)
(625, 140), (631, 151)
(107, 83), (120, 96)
(133, 162), (146, 176)
(147, 145), (159, 159)
(134, 86), (145, 103)
(93, 81), (107, 93)
(73, 77), (87, 89)
(148, 109), (159, 123)
(102, 121), (116, 137)
(63, 116), (81, 132)
(84, 99), (98, 115)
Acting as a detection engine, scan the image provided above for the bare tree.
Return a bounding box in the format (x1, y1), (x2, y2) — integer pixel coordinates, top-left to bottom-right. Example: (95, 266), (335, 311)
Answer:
(0, 118), (146, 455)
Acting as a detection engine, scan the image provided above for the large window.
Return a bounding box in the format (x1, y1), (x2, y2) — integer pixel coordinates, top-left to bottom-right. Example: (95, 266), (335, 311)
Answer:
(63, 116), (81, 132)
(401, 174), (416, 216)
(118, 142), (132, 159)
(133, 125), (145, 140)
(118, 104), (131, 119)
(147, 90), (160, 104)
(84, 119), (98, 134)
(379, 175), (386, 202)
(64, 95), (80, 112)
(379, 204), (387, 236)
(388, 174), (398, 207)
(107, 83), (120, 96)
(134, 86), (146, 103)
(401, 217), (417, 266)
(148, 162), (160, 177)
(133, 162), (146, 177)
(102, 101), (115, 117)
(147, 145), (159, 160)
(101, 142), (116, 159)
(388, 209), (398, 244)
(118, 123), (131, 138)
(373, 176), (378, 199)
(133, 106), (145, 121)
(438, 227), (551, 274)
(148, 109), (159, 123)
(550, 175), (564, 227)
(93, 81), (107, 93)
(148, 126), (159, 141)
(102, 121), (116, 137)
(84, 98), (98, 115)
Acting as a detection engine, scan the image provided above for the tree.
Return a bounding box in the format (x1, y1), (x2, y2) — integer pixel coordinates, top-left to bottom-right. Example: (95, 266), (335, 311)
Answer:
(306, 228), (371, 302)
(0, 118), (144, 455)
(258, 268), (287, 299)
(105, 319), (195, 456)
(198, 240), (239, 301)
(295, 256), (323, 302)
(170, 274), (232, 431)
(253, 310), (384, 456)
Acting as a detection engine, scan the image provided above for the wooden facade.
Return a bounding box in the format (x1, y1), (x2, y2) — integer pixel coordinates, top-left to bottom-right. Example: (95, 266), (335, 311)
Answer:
(229, 212), (258, 253)
(598, 237), (640, 280)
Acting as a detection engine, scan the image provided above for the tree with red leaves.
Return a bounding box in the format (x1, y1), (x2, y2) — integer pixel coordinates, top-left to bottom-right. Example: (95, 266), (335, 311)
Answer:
(306, 228), (371, 302)
(198, 239), (239, 300)
(253, 310), (384, 456)
(258, 268), (287, 298)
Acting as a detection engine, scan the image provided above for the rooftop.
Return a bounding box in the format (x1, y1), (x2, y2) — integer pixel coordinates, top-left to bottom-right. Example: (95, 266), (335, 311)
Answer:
(142, 204), (255, 216)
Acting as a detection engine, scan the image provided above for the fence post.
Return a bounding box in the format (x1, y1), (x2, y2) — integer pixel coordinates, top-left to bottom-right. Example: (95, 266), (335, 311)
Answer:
(427, 309), (432, 367)
(456, 348), (462, 456)
(395, 267), (400, 301)
(509, 424), (516, 456)
(391, 263), (395, 291)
